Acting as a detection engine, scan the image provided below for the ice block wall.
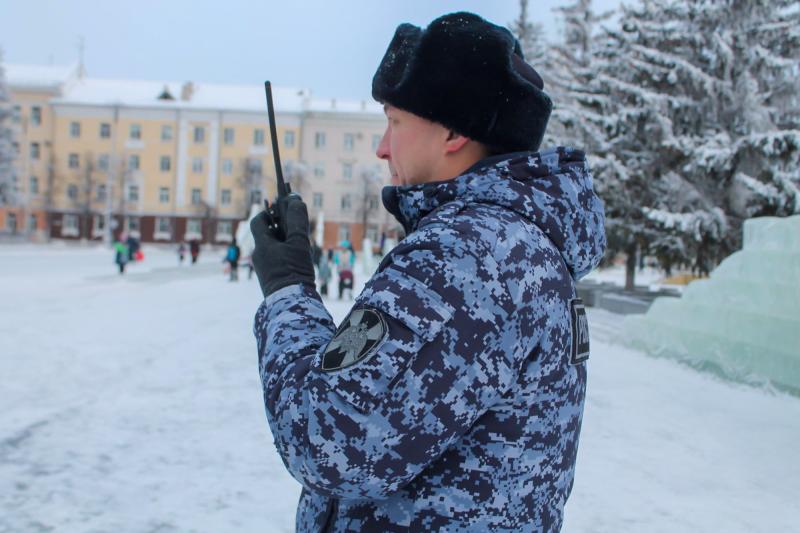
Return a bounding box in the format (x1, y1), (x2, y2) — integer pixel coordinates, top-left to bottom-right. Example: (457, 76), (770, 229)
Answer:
(623, 215), (800, 392)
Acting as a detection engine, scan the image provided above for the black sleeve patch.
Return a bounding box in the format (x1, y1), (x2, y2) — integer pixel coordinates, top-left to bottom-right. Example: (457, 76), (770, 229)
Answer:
(321, 307), (387, 372)
(570, 298), (590, 365)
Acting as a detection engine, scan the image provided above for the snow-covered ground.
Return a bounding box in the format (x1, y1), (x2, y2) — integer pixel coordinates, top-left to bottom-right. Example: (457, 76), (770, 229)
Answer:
(1, 244), (798, 532)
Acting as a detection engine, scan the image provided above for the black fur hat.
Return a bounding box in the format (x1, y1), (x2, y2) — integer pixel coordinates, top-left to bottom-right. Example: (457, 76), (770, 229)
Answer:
(372, 12), (552, 153)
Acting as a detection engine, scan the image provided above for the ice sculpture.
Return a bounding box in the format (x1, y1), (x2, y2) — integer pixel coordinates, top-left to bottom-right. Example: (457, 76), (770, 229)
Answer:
(623, 215), (800, 392)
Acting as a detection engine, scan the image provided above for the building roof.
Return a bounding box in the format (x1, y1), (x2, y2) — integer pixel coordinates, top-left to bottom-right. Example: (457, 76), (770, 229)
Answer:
(4, 63), (79, 90)
(6, 63), (383, 115)
(55, 78), (310, 113)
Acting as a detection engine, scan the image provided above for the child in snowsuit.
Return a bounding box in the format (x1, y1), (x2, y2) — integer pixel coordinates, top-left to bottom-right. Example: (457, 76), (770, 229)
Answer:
(114, 240), (129, 274)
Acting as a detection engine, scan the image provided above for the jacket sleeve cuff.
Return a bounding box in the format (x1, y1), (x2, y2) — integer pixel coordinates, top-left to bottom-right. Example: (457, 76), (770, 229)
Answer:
(264, 283), (322, 309)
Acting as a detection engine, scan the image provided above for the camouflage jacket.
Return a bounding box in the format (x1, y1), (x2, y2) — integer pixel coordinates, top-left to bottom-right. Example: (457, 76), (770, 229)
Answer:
(254, 147), (606, 532)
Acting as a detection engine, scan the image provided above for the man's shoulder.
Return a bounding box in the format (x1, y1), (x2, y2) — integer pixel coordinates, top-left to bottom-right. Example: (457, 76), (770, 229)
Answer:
(418, 201), (553, 257)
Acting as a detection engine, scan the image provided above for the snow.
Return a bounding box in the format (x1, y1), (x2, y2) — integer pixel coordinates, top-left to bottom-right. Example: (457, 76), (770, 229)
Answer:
(6, 63), (384, 116)
(1, 243), (799, 532)
(2, 63), (78, 89)
(306, 97), (383, 114)
(54, 78), (310, 114)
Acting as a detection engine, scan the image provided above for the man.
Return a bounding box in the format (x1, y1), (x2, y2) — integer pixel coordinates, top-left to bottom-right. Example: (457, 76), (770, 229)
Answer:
(251, 12), (606, 532)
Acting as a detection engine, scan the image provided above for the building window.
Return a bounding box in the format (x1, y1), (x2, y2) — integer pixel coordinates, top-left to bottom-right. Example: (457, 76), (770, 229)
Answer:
(221, 189), (231, 205)
(192, 157), (203, 173)
(314, 162), (325, 178)
(12, 105), (21, 123)
(341, 194), (351, 211)
(70, 121), (81, 138)
(63, 214), (79, 235)
(127, 216), (140, 231)
(223, 128), (234, 145)
(159, 187), (170, 203)
(248, 159), (262, 175)
(98, 154), (109, 170)
(160, 155), (171, 172)
(29, 176), (39, 195)
(100, 123), (111, 139)
(372, 134), (382, 151)
(191, 188), (202, 205)
(30, 143), (40, 160)
(253, 128), (265, 146)
(128, 185), (139, 202)
(366, 225), (379, 244)
(194, 126), (205, 143)
(129, 124), (141, 140)
(128, 154), (140, 171)
(6, 212), (17, 232)
(96, 184), (107, 201)
(338, 223), (351, 243)
(28, 214), (37, 231)
(315, 132), (326, 149)
(31, 106), (41, 126)
(69, 153), (80, 169)
(187, 218), (202, 235)
(161, 125), (173, 141)
(342, 163), (353, 180)
(93, 214), (105, 232)
(284, 130), (295, 148)
(343, 133), (354, 151)
(217, 220), (232, 237)
(367, 195), (378, 211)
(156, 217), (172, 234)
(313, 192), (323, 208)
(67, 184), (78, 200)
(222, 158), (233, 175)
(249, 189), (262, 205)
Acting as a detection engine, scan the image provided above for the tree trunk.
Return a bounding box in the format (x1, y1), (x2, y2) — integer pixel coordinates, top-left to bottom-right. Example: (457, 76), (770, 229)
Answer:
(625, 241), (637, 291)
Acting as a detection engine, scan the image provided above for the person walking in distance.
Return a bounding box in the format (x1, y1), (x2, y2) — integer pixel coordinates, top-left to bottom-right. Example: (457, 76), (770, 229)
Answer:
(189, 239), (200, 265)
(226, 238), (241, 282)
(114, 238), (129, 275)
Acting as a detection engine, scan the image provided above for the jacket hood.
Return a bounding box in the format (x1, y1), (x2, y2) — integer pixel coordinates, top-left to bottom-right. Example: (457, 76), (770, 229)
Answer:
(381, 146), (607, 280)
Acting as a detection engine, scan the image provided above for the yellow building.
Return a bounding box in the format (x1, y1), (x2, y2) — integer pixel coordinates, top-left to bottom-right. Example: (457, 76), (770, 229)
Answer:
(3, 64), (390, 249)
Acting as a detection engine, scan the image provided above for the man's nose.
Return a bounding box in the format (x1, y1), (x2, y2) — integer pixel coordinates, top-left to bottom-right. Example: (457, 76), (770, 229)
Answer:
(376, 128), (391, 160)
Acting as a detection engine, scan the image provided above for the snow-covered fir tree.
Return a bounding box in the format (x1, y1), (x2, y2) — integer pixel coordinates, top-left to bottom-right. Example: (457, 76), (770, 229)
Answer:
(0, 48), (17, 206)
(542, 0), (613, 151)
(509, 0), (548, 69)
(592, 0), (800, 285)
(588, 0), (688, 286)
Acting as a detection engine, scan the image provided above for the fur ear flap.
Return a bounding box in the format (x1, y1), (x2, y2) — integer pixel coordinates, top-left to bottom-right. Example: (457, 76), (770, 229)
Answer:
(372, 12), (552, 153)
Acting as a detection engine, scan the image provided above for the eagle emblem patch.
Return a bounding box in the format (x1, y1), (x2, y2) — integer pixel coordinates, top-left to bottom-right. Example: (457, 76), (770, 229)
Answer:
(321, 308), (387, 372)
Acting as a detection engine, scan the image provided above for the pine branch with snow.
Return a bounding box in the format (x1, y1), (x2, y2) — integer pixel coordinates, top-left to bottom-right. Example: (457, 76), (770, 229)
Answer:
(0, 48), (18, 206)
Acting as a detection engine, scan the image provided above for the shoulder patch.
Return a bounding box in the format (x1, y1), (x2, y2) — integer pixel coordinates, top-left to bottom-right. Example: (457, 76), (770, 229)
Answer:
(321, 307), (387, 372)
(570, 298), (590, 365)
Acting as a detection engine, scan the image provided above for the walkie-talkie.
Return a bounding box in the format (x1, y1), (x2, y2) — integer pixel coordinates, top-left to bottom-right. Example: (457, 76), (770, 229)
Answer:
(262, 81), (294, 240)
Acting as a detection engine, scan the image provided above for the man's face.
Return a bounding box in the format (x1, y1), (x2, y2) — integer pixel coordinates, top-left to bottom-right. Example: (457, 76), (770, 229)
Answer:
(376, 105), (449, 186)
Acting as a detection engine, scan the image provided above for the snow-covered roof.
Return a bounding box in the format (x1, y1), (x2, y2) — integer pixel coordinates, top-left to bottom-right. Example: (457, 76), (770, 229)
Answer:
(5, 63), (79, 90)
(6, 63), (382, 115)
(306, 97), (383, 115)
(55, 78), (310, 113)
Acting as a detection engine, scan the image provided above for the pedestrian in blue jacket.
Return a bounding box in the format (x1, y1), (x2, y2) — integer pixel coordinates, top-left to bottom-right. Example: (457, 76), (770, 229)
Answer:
(250, 11), (606, 532)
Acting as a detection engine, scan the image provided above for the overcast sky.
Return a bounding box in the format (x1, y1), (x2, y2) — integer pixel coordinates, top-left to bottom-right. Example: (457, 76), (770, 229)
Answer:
(0, 0), (622, 101)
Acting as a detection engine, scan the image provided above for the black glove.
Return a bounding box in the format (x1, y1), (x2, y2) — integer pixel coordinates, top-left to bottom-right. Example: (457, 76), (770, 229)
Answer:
(250, 195), (316, 297)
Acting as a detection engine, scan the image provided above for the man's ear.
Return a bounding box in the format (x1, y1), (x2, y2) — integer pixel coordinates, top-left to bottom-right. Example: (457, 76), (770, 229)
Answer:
(444, 130), (470, 154)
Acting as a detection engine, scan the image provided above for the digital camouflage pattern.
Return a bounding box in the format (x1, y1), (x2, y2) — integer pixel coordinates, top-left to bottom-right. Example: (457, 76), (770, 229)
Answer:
(254, 146), (606, 532)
